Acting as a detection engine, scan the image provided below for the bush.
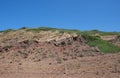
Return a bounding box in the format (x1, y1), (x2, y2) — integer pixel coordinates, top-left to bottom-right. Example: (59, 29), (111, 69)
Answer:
(3, 29), (15, 33)
(82, 34), (120, 53)
(26, 28), (41, 32)
(19, 27), (27, 29)
(25, 27), (58, 32)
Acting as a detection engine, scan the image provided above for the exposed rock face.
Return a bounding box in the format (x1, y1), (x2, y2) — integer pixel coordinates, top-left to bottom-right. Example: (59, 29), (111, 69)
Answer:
(101, 35), (117, 41)
(0, 35), (101, 63)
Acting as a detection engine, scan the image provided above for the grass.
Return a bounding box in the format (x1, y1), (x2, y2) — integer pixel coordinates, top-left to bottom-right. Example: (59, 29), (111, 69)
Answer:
(99, 32), (120, 36)
(20, 27), (120, 36)
(82, 34), (120, 53)
(79, 30), (120, 36)
(25, 27), (83, 35)
(2, 29), (15, 33)
(25, 27), (81, 34)
(25, 27), (59, 32)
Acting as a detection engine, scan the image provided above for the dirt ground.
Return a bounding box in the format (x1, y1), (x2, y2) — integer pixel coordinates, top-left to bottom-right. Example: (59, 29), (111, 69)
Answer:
(0, 53), (120, 78)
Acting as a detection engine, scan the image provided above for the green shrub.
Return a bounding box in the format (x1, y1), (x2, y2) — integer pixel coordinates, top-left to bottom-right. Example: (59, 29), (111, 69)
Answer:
(25, 28), (41, 32)
(100, 32), (120, 36)
(25, 27), (58, 32)
(19, 27), (27, 29)
(82, 34), (120, 53)
(3, 29), (15, 33)
(25, 27), (82, 34)
(59, 29), (81, 34)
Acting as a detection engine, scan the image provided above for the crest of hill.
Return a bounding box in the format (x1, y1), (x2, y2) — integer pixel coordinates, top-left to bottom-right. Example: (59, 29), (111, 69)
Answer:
(0, 27), (120, 53)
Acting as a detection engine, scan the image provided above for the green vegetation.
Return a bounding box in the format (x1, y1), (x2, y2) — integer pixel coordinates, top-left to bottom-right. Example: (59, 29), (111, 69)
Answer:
(19, 27), (27, 29)
(82, 34), (120, 53)
(25, 27), (82, 34)
(77, 30), (120, 36)
(58, 29), (81, 34)
(25, 27), (59, 32)
(20, 27), (120, 36)
(2, 29), (15, 33)
(99, 32), (120, 36)
(80, 30), (102, 35)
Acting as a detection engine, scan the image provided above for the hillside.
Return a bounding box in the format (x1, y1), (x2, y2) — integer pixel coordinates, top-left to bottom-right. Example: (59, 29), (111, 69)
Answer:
(0, 27), (120, 78)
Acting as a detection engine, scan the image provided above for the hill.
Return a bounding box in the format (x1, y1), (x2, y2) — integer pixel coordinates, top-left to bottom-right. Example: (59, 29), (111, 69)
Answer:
(0, 27), (120, 78)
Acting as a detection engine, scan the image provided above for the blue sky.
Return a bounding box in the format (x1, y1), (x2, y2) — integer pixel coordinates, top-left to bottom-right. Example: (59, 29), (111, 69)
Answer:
(0, 0), (120, 31)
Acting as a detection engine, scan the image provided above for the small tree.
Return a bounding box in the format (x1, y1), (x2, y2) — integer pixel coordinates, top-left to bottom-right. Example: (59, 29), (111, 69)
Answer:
(20, 27), (27, 29)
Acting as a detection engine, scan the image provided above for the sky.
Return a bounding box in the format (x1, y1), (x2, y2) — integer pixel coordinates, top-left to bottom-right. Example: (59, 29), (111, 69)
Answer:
(0, 0), (120, 32)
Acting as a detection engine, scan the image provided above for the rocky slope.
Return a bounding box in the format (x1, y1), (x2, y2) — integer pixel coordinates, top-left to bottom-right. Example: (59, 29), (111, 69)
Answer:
(0, 30), (100, 63)
(0, 28), (120, 78)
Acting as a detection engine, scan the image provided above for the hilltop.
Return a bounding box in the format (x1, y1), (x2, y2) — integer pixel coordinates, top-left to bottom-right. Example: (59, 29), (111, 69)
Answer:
(0, 27), (120, 53)
(0, 27), (120, 78)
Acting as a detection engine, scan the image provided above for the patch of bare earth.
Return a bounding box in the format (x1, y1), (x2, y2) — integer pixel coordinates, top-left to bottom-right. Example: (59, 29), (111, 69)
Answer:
(0, 53), (120, 78)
